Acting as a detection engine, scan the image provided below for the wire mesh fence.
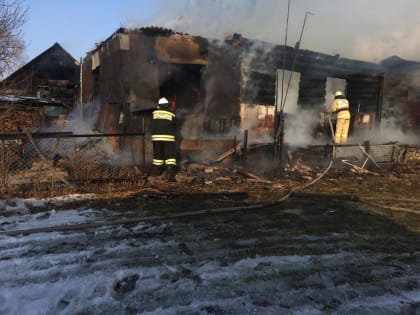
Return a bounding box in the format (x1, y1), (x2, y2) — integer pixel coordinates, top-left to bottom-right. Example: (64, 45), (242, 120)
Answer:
(0, 132), (148, 196)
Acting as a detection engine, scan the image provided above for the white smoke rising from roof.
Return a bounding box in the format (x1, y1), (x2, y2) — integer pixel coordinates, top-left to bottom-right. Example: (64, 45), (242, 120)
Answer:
(126, 0), (420, 62)
(124, 0), (420, 147)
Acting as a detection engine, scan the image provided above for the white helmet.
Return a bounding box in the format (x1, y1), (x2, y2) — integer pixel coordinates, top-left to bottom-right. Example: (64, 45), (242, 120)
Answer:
(158, 97), (169, 105)
(335, 91), (343, 97)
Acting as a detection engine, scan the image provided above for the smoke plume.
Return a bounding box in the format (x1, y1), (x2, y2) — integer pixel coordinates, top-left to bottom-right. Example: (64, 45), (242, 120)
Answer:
(126, 0), (420, 62)
(124, 0), (420, 147)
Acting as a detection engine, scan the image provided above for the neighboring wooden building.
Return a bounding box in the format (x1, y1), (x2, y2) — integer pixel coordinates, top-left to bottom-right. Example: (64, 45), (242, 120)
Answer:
(0, 43), (80, 110)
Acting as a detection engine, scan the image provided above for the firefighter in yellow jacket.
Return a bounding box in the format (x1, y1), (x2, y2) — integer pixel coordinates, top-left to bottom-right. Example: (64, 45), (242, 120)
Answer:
(150, 97), (177, 182)
(328, 91), (351, 144)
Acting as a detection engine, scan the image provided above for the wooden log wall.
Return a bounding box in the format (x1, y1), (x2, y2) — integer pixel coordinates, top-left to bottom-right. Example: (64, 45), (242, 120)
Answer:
(297, 73), (327, 109)
(381, 74), (410, 128)
(241, 71), (276, 105)
(347, 75), (383, 121)
(239, 41), (383, 115)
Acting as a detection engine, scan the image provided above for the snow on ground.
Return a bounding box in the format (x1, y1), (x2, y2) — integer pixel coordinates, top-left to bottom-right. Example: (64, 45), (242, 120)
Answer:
(1, 196), (420, 314)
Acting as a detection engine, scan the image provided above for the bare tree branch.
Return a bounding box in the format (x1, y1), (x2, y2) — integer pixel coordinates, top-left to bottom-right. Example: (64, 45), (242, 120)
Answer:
(0, 0), (27, 78)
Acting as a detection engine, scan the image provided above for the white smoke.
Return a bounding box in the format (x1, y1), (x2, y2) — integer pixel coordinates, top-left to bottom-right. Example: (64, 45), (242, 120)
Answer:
(351, 117), (420, 146)
(125, 0), (420, 62)
(123, 0), (420, 149)
(284, 109), (325, 146)
(63, 101), (101, 134)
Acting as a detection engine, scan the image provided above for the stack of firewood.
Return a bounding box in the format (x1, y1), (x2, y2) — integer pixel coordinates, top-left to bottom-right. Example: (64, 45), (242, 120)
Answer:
(0, 106), (44, 132)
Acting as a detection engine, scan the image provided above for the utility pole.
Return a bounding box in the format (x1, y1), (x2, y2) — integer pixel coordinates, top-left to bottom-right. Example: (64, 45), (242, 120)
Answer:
(275, 10), (314, 170)
(275, 0), (291, 169)
(280, 11), (314, 111)
(79, 57), (83, 122)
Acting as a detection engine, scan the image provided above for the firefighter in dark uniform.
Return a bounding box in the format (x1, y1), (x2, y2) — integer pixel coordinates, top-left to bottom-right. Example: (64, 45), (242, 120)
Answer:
(150, 97), (177, 182)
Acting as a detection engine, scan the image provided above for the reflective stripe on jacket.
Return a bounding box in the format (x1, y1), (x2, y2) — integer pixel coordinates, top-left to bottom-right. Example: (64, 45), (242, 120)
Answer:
(151, 109), (176, 141)
(152, 134), (175, 141)
(153, 110), (175, 121)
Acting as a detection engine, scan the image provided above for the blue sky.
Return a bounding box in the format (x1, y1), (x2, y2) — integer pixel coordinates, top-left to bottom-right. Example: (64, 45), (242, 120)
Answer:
(22, 0), (420, 64)
(23, 0), (158, 61)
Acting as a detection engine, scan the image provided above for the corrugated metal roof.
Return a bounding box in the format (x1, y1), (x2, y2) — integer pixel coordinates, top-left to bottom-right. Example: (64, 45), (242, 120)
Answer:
(0, 95), (66, 107)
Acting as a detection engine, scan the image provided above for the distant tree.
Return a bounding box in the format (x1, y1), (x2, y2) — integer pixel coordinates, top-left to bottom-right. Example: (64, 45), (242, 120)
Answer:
(0, 0), (27, 78)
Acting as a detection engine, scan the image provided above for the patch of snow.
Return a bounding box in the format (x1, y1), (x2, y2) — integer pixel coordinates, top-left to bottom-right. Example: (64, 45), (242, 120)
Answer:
(0, 198), (419, 314)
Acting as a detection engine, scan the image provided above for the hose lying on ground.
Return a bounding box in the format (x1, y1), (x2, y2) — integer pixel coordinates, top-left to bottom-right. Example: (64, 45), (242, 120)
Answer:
(276, 111), (337, 201)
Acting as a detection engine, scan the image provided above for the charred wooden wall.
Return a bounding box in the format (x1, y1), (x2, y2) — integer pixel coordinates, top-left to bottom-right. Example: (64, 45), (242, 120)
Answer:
(346, 75), (383, 124)
(201, 42), (242, 134)
(239, 40), (383, 117)
(82, 29), (243, 138)
(372, 57), (420, 131)
(82, 31), (160, 134)
(242, 43), (420, 134)
(297, 73), (327, 109)
(241, 44), (294, 106)
(381, 70), (420, 130)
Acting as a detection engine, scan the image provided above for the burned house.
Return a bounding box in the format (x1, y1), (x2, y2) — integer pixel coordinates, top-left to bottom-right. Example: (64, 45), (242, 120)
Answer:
(0, 42), (80, 111)
(80, 27), (419, 162)
(81, 27), (242, 158)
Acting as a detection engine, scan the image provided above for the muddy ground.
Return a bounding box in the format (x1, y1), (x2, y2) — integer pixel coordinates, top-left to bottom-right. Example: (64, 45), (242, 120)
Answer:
(1, 159), (420, 314)
(79, 158), (420, 233)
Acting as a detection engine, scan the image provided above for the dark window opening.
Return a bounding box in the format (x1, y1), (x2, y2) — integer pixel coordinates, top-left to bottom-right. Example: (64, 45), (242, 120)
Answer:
(158, 63), (203, 114)
(37, 85), (50, 98)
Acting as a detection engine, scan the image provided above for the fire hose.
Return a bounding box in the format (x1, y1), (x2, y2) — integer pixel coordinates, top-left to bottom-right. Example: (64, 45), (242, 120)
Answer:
(275, 112), (337, 201)
(3, 124), (417, 237)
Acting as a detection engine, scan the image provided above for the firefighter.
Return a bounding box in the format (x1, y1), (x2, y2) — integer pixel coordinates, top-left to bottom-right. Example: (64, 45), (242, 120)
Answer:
(150, 97), (177, 182)
(328, 91), (351, 144)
